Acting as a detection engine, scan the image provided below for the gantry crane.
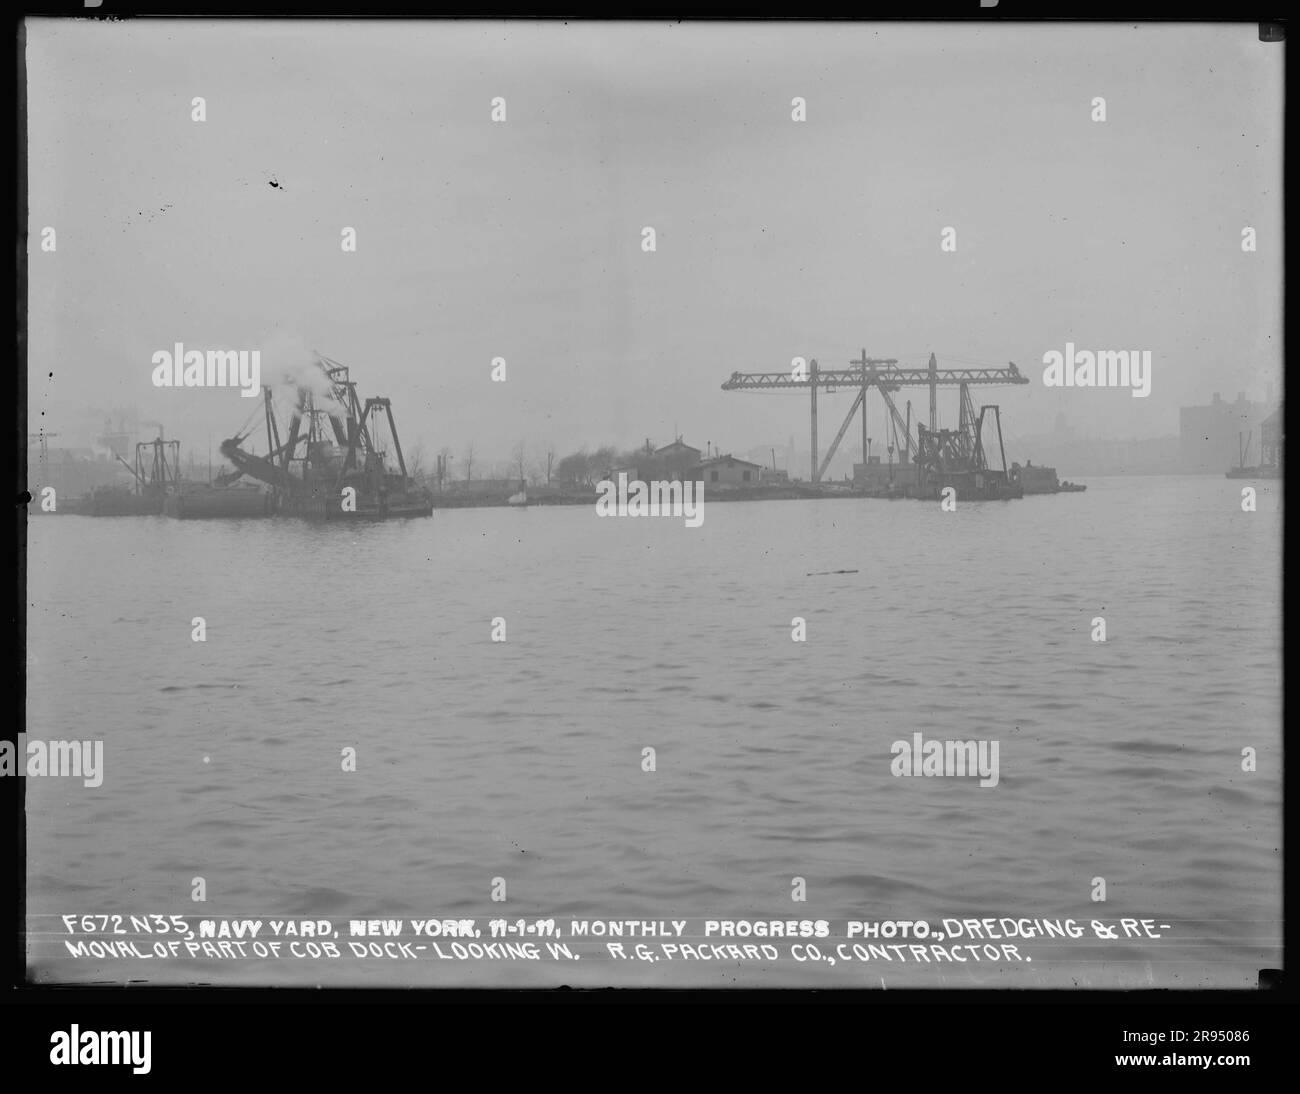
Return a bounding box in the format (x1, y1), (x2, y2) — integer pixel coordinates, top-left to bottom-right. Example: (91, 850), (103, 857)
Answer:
(27, 432), (59, 463)
(721, 351), (1029, 482)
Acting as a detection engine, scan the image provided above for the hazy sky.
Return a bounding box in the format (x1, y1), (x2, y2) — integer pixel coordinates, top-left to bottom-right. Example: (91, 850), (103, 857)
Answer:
(26, 20), (1283, 466)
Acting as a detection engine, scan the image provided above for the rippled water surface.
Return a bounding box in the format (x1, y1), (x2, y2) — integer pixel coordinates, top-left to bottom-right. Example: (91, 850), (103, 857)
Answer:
(25, 476), (1282, 987)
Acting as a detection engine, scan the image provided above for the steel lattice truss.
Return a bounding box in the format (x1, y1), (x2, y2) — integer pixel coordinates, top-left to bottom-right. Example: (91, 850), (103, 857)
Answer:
(720, 362), (1028, 390)
(719, 352), (1029, 482)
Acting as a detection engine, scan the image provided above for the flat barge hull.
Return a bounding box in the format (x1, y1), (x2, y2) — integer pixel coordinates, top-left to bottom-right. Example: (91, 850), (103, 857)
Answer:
(278, 489), (434, 521)
(165, 489), (274, 519)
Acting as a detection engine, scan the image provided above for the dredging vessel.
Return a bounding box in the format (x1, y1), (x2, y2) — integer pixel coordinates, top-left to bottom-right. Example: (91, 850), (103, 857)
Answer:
(909, 403), (1023, 500)
(218, 354), (433, 521)
(62, 437), (182, 515)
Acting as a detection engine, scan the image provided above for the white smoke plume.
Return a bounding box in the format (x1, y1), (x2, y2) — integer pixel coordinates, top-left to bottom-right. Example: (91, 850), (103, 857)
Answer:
(258, 331), (337, 406)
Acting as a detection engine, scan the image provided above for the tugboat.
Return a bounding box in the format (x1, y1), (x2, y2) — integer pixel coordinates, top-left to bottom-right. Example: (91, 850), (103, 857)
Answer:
(1009, 460), (1086, 494)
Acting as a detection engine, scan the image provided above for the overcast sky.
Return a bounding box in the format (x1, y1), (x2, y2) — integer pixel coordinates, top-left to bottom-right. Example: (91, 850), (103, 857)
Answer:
(26, 20), (1283, 466)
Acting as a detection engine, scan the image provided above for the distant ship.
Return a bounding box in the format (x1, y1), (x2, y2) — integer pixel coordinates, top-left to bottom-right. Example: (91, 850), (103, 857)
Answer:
(1225, 430), (1281, 479)
(1009, 461), (1086, 494)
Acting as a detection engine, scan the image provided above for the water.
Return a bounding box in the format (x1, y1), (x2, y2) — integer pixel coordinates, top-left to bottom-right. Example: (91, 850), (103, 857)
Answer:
(24, 476), (1282, 987)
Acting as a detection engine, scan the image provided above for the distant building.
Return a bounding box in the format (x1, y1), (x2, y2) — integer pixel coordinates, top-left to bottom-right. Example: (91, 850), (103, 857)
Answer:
(655, 439), (702, 461)
(610, 438), (703, 482)
(1260, 404), (1283, 469)
(744, 445), (793, 483)
(691, 454), (763, 487)
(653, 439), (703, 481)
(1180, 392), (1270, 472)
(28, 445), (133, 499)
(853, 456), (900, 489)
(1010, 433), (1181, 476)
(95, 408), (140, 461)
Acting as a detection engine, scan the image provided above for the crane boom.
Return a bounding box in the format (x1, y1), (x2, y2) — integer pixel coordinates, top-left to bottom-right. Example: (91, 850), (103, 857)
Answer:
(720, 352), (1028, 482)
(721, 361), (1025, 389)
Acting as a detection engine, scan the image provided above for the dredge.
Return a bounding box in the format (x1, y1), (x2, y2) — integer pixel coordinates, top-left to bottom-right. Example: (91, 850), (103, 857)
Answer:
(913, 396), (1020, 502)
(74, 436), (181, 515)
(218, 354), (433, 520)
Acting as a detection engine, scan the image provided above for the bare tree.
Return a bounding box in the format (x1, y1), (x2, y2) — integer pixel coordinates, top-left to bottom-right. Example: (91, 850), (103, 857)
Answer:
(511, 440), (527, 484)
(591, 445), (618, 483)
(463, 441), (475, 483)
(437, 445), (452, 489)
(544, 442), (556, 485)
(407, 441), (426, 480)
(556, 448), (590, 486)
